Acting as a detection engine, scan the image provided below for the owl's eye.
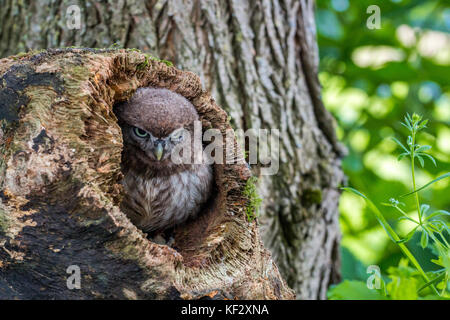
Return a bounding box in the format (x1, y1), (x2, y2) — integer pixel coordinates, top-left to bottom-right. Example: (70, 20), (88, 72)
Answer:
(133, 127), (149, 138)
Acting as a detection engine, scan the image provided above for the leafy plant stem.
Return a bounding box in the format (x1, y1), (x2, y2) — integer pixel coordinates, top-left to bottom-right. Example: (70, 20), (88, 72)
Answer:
(375, 207), (438, 293)
(336, 114), (448, 299)
(410, 131), (422, 225)
(407, 128), (440, 295)
(351, 189), (440, 295)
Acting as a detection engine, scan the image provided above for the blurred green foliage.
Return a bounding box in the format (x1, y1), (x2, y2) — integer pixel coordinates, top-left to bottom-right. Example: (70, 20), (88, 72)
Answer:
(315, 0), (450, 286)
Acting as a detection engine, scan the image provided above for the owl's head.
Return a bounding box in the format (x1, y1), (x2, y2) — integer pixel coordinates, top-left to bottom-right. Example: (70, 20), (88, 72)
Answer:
(115, 87), (199, 169)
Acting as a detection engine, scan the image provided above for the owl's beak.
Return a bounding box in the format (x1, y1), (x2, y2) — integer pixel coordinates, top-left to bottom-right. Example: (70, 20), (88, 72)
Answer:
(154, 142), (164, 161)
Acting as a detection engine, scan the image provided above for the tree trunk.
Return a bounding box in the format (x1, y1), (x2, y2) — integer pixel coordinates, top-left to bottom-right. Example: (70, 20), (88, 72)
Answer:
(0, 0), (344, 299)
(0, 48), (294, 299)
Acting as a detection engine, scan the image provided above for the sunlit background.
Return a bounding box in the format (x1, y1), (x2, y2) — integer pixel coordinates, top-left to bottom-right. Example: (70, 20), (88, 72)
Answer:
(316, 0), (450, 281)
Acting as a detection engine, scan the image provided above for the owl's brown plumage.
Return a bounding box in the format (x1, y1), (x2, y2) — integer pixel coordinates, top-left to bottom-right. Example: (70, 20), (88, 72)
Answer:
(115, 87), (213, 233)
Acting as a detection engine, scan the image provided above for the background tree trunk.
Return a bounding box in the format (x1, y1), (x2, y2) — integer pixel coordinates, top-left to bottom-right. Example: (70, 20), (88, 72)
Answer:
(0, 0), (344, 299)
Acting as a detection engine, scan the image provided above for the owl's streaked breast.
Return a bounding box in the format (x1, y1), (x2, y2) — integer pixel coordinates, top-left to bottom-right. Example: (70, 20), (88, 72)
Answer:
(121, 164), (213, 233)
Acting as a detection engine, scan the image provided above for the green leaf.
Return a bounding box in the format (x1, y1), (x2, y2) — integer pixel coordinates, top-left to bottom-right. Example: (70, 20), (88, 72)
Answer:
(420, 231), (429, 249)
(402, 115), (413, 131)
(428, 219), (449, 234)
(387, 276), (418, 300)
(401, 172), (450, 197)
(327, 280), (387, 300)
(418, 119), (429, 129)
(420, 204), (430, 216)
(341, 187), (368, 200)
(418, 272), (445, 293)
(425, 210), (450, 221)
(392, 137), (409, 153)
(427, 221), (444, 233)
(418, 153), (437, 166)
(397, 226), (419, 244)
(407, 135), (413, 146)
(434, 246), (450, 275)
(416, 145), (431, 153)
(416, 155), (424, 167)
(400, 122), (409, 131)
(397, 152), (409, 161)
(431, 257), (444, 268)
(434, 220), (449, 234)
(401, 122), (412, 131)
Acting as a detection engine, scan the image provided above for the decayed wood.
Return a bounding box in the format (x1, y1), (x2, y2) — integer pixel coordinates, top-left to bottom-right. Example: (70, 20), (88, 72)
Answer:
(0, 48), (294, 300)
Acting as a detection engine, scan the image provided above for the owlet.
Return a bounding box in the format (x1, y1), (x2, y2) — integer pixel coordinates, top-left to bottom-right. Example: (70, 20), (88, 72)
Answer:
(115, 87), (213, 233)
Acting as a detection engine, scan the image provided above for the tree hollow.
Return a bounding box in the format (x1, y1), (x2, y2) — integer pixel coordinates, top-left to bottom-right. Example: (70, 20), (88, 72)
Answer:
(0, 48), (294, 300)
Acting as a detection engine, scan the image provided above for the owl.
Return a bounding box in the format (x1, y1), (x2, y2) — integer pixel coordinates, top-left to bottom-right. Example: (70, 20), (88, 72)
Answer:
(114, 87), (214, 234)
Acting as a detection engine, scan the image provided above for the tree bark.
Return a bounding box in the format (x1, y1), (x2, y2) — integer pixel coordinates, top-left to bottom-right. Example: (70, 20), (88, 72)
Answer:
(0, 48), (294, 299)
(0, 0), (344, 299)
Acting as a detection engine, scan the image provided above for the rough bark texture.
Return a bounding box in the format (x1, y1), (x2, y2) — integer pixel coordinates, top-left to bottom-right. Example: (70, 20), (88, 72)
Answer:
(0, 48), (294, 299)
(0, 0), (344, 299)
